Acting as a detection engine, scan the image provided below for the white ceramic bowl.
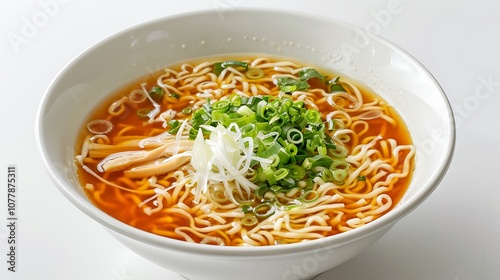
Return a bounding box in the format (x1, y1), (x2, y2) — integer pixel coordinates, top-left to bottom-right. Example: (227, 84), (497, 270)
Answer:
(36, 8), (455, 280)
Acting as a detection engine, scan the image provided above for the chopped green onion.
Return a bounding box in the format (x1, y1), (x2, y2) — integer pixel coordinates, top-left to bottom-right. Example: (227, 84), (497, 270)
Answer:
(328, 77), (347, 93)
(167, 120), (181, 134)
(182, 107), (193, 114)
(212, 99), (231, 112)
(270, 125), (282, 136)
(286, 128), (303, 144)
(330, 160), (349, 170)
(293, 100), (305, 108)
(324, 135), (336, 149)
(321, 169), (335, 182)
(357, 175), (367, 181)
(241, 214), (258, 226)
(329, 145), (348, 158)
(333, 169), (348, 182)
(136, 108), (151, 118)
(284, 143), (298, 156)
(245, 169), (258, 182)
(186, 83), (351, 208)
(279, 98), (293, 114)
(245, 68), (265, 79)
(269, 115), (281, 125)
(302, 155), (333, 169)
(253, 203), (275, 218)
(287, 164), (306, 180)
(268, 154), (280, 168)
(277, 148), (291, 164)
(304, 110), (322, 125)
(279, 178), (297, 189)
(274, 168), (289, 181)
(300, 190), (319, 203)
(256, 184), (269, 199)
(260, 167), (276, 184)
(148, 86), (164, 100)
(270, 185), (283, 193)
(277, 68), (329, 93)
(257, 122), (275, 135)
(240, 123), (258, 138)
(214, 60), (249, 75)
(232, 112), (256, 127)
(170, 92), (180, 99)
(213, 62), (224, 75)
(258, 103), (278, 120)
(229, 94), (242, 106)
(221, 60), (248, 71)
(241, 204), (253, 213)
(236, 105), (253, 117)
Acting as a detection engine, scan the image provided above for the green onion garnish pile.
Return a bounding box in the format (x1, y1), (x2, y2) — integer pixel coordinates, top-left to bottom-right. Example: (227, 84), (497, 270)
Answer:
(185, 92), (349, 212)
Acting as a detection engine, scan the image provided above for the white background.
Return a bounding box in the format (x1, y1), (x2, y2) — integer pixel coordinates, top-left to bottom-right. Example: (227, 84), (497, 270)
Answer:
(1, 0), (499, 279)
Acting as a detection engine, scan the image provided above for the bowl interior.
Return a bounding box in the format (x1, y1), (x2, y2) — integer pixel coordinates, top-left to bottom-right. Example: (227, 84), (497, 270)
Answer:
(37, 8), (455, 252)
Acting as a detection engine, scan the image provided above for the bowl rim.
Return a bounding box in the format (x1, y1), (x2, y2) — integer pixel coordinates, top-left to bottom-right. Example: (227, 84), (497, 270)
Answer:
(36, 7), (456, 256)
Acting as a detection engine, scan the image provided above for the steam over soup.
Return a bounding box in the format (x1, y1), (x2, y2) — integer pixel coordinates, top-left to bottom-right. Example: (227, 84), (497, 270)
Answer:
(75, 56), (415, 246)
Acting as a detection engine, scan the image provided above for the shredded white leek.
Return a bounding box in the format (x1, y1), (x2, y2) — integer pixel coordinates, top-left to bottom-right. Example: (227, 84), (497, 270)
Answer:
(190, 123), (271, 204)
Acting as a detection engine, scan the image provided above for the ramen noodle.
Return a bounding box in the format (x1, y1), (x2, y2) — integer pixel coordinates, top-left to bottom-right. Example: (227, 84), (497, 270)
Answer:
(75, 56), (415, 246)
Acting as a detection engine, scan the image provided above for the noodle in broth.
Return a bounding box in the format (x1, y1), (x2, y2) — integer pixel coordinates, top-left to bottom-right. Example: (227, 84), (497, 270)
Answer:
(75, 56), (415, 246)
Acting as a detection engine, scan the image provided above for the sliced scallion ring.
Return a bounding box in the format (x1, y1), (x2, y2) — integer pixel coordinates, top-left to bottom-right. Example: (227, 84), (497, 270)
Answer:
(229, 93), (242, 106)
(128, 89), (147, 103)
(87, 119), (113, 134)
(210, 189), (228, 203)
(333, 169), (348, 182)
(328, 77), (347, 93)
(182, 107), (193, 114)
(212, 99), (231, 112)
(253, 202), (275, 218)
(300, 190), (319, 203)
(136, 108), (151, 118)
(241, 214), (258, 226)
(245, 68), (264, 79)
